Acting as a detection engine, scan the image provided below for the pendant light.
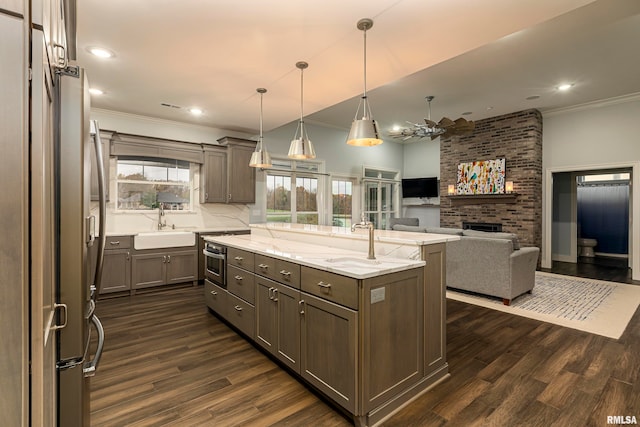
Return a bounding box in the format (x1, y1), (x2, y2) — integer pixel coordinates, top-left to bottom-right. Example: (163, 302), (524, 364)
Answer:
(249, 88), (272, 168)
(288, 61), (316, 159)
(346, 18), (383, 147)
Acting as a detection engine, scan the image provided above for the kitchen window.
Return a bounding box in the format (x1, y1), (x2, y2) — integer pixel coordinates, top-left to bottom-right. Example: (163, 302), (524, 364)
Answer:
(265, 158), (324, 224)
(116, 157), (192, 211)
(331, 177), (358, 228)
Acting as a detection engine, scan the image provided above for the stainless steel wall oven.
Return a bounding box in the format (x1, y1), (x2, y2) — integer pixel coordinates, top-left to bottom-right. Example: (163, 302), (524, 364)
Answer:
(203, 242), (226, 288)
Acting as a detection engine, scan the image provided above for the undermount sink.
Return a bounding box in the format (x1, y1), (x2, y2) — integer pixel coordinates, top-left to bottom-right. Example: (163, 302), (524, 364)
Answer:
(134, 231), (195, 250)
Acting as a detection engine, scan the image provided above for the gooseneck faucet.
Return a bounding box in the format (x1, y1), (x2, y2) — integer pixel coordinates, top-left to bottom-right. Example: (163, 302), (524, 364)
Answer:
(351, 214), (376, 259)
(158, 203), (167, 230)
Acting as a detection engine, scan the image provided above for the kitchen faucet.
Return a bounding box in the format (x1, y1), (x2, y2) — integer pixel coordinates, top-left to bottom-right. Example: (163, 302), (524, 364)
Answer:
(351, 213), (376, 259)
(158, 203), (167, 230)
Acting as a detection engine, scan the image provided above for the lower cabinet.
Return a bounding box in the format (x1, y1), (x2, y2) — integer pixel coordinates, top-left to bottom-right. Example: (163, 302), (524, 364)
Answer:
(299, 292), (357, 412)
(98, 236), (132, 295)
(132, 248), (197, 290)
(255, 276), (301, 372)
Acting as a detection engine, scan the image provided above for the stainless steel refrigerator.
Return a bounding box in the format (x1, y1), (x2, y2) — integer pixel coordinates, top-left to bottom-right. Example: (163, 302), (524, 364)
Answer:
(56, 66), (106, 426)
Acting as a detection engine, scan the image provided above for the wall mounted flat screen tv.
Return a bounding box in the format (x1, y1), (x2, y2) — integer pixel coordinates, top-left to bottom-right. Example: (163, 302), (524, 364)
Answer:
(401, 177), (439, 198)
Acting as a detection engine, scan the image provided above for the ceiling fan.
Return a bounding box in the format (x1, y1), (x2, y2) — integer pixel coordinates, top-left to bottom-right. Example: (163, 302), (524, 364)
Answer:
(388, 96), (475, 142)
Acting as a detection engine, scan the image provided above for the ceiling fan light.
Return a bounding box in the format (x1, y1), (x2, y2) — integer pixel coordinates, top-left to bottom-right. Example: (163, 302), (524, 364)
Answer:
(347, 118), (382, 146)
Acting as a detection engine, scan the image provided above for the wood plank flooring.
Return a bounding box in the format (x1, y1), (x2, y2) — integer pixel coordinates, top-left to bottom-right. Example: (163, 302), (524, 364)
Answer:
(91, 281), (640, 426)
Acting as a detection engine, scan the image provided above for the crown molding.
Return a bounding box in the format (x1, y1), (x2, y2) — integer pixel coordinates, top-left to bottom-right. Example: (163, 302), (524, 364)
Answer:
(543, 92), (640, 118)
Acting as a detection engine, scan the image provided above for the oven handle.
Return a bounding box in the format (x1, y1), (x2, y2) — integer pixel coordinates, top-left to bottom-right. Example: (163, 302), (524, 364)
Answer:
(203, 249), (226, 260)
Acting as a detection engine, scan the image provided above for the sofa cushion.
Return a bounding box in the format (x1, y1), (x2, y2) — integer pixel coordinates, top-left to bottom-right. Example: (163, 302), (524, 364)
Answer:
(425, 227), (463, 236)
(462, 229), (521, 250)
(392, 224), (426, 233)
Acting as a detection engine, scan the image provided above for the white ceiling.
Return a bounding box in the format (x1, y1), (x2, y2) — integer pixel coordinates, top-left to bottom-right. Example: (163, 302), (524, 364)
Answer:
(76, 0), (640, 139)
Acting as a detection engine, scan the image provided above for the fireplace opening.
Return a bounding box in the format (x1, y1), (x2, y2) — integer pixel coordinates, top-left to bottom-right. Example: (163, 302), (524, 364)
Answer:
(463, 222), (503, 232)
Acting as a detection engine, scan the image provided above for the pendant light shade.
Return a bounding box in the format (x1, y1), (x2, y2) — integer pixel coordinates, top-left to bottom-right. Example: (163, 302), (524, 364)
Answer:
(347, 18), (383, 147)
(249, 88), (272, 168)
(288, 61), (316, 159)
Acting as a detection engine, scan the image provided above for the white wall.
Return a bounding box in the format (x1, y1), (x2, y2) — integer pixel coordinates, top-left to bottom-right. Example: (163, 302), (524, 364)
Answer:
(399, 137), (441, 227)
(542, 95), (640, 279)
(91, 108), (253, 145)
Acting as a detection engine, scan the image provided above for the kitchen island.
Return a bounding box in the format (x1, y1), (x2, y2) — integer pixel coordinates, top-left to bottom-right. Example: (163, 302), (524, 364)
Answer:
(204, 225), (458, 426)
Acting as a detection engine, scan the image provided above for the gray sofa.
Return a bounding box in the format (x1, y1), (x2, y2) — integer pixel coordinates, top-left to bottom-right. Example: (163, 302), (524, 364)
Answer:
(392, 225), (540, 305)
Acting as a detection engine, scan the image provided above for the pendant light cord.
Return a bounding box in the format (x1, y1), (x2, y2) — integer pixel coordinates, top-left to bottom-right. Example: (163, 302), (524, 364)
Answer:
(300, 66), (304, 121)
(363, 27), (367, 100)
(259, 91), (264, 149)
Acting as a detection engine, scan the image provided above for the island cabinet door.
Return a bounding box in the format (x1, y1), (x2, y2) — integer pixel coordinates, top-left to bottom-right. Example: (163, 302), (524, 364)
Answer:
(300, 292), (357, 413)
(255, 277), (301, 373)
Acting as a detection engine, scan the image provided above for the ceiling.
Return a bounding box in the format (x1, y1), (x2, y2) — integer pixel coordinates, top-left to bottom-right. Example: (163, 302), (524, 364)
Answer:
(76, 0), (640, 140)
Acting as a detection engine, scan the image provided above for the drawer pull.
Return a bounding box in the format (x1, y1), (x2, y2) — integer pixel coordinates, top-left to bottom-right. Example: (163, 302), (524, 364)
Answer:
(273, 288), (278, 302)
(268, 287), (274, 300)
(258, 263), (269, 269)
(279, 270), (291, 277)
(109, 240), (120, 245)
(234, 305), (243, 312)
(234, 256), (244, 261)
(317, 281), (332, 289)
(210, 290), (218, 296)
(299, 300), (305, 315)
(234, 275), (243, 281)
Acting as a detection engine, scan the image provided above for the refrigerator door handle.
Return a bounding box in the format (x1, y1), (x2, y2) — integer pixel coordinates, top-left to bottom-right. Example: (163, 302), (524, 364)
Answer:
(90, 120), (106, 298)
(50, 303), (68, 331)
(83, 314), (104, 377)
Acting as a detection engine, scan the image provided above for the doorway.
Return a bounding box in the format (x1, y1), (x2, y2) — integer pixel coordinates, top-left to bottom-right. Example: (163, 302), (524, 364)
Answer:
(544, 162), (639, 281)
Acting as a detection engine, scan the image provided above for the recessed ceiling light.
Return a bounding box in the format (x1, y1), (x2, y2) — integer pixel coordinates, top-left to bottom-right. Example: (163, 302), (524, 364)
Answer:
(392, 125), (401, 131)
(89, 88), (104, 95)
(188, 107), (203, 116)
(526, 95), (540, 100)
(88, 47), (114, 58)
(461, 111), (473, 116)
(557, 83), (573, 91)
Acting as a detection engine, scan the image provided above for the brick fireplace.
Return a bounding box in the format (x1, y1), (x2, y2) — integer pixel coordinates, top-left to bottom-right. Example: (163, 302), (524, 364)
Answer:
(440, 109), (542, 249)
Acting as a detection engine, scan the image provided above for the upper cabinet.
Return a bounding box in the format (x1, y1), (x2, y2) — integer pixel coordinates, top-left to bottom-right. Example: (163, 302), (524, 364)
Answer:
(32, 0), (69, 69)
(201, 137), (256, 204)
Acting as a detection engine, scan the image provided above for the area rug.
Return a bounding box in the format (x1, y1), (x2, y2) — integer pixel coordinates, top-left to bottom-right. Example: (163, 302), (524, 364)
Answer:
(446, 271), (640, 339)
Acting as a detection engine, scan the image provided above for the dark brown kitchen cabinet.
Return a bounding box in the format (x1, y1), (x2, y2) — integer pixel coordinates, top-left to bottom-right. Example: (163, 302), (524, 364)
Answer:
(132, 247), (197, 290)
(200, 137), (256, 204)
(255, 276), (301, 373)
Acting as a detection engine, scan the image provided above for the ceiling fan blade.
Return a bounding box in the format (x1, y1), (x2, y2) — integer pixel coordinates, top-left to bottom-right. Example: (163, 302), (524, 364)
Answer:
(438, 117), (455, 128)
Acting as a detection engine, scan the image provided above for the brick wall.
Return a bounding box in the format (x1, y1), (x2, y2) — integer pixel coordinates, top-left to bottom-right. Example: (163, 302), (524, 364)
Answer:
(440, 109), (542, 248)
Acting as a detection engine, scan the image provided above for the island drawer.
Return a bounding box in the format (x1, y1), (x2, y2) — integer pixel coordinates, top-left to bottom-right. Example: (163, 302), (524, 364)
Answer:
(204, 279), (227, 318)
(301, 266), (358, 310)
(227, 292), (255, 339)
(105, 235), (132, 250)
(228, 247), (255, 271)
(227, 265), (255, 304)
(255, 254), (301, 288)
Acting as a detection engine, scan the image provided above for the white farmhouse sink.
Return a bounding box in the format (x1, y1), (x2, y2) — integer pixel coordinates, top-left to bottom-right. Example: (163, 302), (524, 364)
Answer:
(134, 231), (195, 250)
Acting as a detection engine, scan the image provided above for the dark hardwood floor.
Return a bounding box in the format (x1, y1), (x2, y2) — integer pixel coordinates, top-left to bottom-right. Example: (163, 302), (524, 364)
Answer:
(91, 272), (640, 426)
(541, 255), (639, 285)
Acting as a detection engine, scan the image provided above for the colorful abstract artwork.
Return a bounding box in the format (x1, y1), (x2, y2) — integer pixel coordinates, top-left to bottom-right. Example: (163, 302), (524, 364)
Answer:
(456, 158), (506, 194)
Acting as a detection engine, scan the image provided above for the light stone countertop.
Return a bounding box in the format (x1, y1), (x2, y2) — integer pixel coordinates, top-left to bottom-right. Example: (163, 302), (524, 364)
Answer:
(105, 227), (250, 237)
(203, 234), (425, 280)
(250, 222), (459, 245)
